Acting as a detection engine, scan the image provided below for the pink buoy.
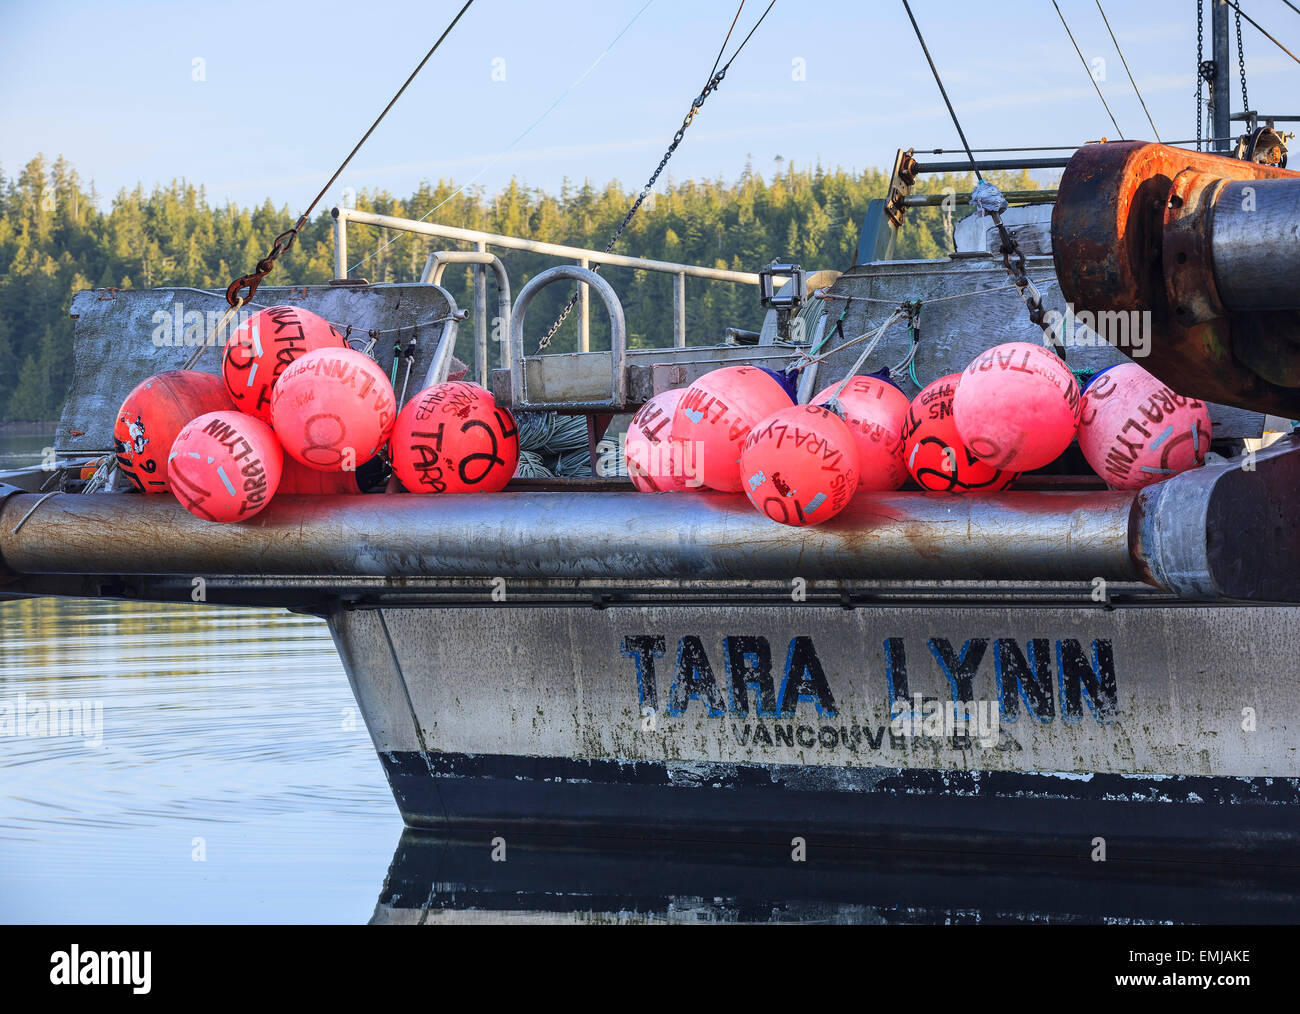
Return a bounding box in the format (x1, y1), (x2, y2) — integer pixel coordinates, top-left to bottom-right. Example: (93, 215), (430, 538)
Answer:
(168, 411), (283, 523)
(113, 370), (235, 493)
(270, 347), (396, 472)
(222, 305), (347, 423)
(953, 342), (1081, 471)
(740, 405), (860, 526)
(902, 374), (1017, 494)
(390, 382), (520, 494)
(1077, 362), (1213, 490)
(814, 376), (910, 492)
(670, 366), (793, 492)
(626, 389), (695, 492)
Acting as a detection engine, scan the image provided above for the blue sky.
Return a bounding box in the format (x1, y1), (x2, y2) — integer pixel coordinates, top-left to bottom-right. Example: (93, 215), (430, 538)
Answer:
(3, 0), (1298, 212)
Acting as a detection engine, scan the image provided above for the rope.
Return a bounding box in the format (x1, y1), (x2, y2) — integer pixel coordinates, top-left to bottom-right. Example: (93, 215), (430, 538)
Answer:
(1054, 0), (1125, 139)
(1095, 0), (1161, 141)
(347, 0), (657, 277)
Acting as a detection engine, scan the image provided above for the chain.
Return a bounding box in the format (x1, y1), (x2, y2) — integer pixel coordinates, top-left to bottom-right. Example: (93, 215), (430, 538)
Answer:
(1236, 6), (1250, 121)
(535, 1), (776, 351)
(1197, 0), (1205, 151)
(535, 78), (723, 350)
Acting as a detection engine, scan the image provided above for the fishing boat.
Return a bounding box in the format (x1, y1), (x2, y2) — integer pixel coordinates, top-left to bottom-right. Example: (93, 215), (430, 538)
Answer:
(3, 0), (1298, 895)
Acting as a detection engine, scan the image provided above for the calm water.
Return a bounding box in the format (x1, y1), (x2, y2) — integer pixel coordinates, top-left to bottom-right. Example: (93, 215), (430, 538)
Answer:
(0, 598), (403, 923)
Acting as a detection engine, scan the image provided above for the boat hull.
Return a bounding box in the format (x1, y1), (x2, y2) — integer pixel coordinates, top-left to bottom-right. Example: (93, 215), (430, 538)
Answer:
(328, 600), (1300, 863)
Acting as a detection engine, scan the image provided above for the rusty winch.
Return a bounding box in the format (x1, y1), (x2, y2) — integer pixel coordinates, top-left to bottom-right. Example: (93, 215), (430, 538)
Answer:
(1052, 141), (1300, 418)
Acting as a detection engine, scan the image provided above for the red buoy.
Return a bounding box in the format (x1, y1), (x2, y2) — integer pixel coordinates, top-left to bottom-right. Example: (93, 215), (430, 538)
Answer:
(670, 366), (793, 492)
(626, 389), (694, 492)
(168, 411), (283, 522)
(222, 305), (347, 423)
(740, 404), (860, 526)
(1077, 362), (1213, 489)
(953, 342), (1081, 471)
(390, 382), (520, 493)
(814, 376), (910, 492)
(270, 348), (396, 472)
(113, 370), (235, 493)
(902, 374), (1017, 494)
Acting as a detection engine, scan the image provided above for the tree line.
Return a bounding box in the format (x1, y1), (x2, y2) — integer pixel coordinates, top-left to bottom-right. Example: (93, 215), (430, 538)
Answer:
(0, 153), (1043, 421)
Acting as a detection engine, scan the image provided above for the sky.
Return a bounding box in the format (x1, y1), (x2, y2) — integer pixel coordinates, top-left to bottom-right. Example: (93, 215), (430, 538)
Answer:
(2, 0), (1298, 214)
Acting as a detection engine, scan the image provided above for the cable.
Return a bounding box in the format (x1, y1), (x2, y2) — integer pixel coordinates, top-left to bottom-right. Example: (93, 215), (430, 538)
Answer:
(900, 0), (984, 179)
(1222, 0), (1300, 66)
(226, 0), (475, 304)
(1095, 0), (1161, 140)
(348, 0), (656, 277)
(1053, 0), (1125, 139)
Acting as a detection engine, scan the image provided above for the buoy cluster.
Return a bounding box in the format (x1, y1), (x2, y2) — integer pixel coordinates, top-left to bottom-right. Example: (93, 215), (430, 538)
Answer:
(114, 305), (518, 523)
(624, 343), (1212, 528)
(114, 317), (1211, 530)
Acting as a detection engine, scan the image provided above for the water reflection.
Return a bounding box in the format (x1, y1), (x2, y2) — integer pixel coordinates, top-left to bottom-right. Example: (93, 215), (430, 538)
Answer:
(374, 829), (1300, 925)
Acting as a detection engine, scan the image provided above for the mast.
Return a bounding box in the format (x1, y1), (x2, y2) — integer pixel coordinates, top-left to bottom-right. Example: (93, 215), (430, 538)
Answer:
(1212, 0), (1232, 152)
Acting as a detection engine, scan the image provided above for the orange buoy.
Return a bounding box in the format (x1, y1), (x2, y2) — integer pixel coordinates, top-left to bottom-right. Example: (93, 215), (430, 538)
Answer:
(670, 366), (793, 492)
(740, 404), (860, 526)
(814, 376), (910, 492)
(269, 348), (396, 472)
(902, 374), (1017, 494)
(168, 410), (282, 522)
(626, 389), (694, 492)
(390, 382), (520, 493)
(277, 455), (360, 494)
(1077, 362), (1213, 490)
(113, 370), (236, 493)
(222, 305), (347, 423)
(953, 342), (1081, 471)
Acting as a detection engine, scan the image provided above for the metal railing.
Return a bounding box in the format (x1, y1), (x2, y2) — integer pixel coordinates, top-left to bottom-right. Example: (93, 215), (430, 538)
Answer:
(331, 207), (761, 383)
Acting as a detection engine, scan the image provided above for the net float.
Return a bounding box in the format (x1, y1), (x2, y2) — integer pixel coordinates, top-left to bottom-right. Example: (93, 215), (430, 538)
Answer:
(390, 382), (520, 494)
(902, 374), (1017, 494)
(113, 370), (235, 493)
(953, 341), (1081, 472)
(1077, 362), (1213, 490)
(626, 388), (694, 492)
(670, 366), (793, 492)
(270, 347), (396, 472)
(167, 410), (283, 523)
(222, 305), (347, 423)
(740, 404), (860, 527)
(814, 375), (910, 492)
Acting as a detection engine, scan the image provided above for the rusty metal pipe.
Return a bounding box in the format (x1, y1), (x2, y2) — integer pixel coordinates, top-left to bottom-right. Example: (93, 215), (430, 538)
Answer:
(0, 491), (1140, 583)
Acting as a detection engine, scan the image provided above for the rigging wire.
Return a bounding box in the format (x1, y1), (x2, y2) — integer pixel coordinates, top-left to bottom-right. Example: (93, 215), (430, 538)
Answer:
(1283, 0), (1300, 17)
(224, 0), (475, 306)
(1053, 0), (1126, 139)
(1221, 0), (1300, 65)
(535, 0), (777, 351)
(347, 0), (657, 277)
(1095, 0), (1162, 140)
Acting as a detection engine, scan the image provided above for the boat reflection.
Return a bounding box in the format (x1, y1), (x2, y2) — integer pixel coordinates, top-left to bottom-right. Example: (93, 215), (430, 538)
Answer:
(372, 828), (1300, 925)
